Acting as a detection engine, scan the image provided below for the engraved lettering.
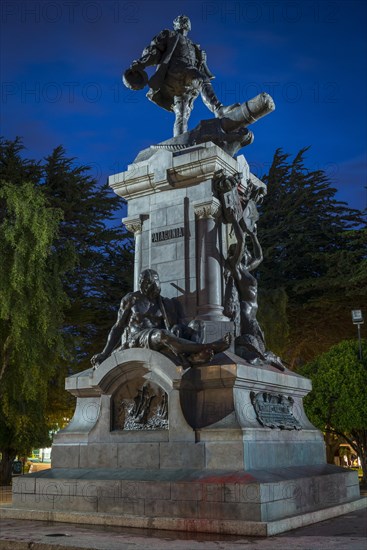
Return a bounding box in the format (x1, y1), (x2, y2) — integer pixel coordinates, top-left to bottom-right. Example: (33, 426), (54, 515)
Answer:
(151, 226), (185, 243)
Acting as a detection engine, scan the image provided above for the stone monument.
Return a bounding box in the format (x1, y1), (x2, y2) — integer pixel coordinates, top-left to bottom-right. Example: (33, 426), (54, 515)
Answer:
(9, 15), (364, 536)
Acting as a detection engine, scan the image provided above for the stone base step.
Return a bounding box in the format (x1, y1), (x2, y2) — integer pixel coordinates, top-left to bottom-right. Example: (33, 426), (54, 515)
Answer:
(10, 464), (361, 530)
(1, 497), (366, 537)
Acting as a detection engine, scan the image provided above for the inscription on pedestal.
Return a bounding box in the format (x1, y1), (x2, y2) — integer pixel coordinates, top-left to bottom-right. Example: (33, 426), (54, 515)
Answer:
(250, 391), (302, 430)
(152, 227), (185, 243)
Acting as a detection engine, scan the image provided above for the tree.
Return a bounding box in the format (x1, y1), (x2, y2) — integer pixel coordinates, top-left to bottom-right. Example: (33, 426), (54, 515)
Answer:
(41, 146), (134, 371)
(257, 287), (289, 357)
(0, 137), (42, 189)
(0, 179), (69, 485)
(1, 138), (134, 373)
(258, 148), (366, 366)
(300, 339), (367, 483)
(0, 138), (134, 482)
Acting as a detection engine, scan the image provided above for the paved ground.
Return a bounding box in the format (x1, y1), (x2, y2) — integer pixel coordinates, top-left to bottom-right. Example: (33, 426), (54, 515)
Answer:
(0, 507), (366, 550)
(1, 485), (366, 549)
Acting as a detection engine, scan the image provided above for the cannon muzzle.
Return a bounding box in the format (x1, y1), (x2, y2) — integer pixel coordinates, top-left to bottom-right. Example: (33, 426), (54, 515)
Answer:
(220, 92), (275, 133)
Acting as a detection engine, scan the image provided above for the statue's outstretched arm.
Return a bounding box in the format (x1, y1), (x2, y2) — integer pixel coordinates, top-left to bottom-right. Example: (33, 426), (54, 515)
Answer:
(230, 218), (246, 270)
(246, 228), (263, 272)
(91, 295), (132, 367)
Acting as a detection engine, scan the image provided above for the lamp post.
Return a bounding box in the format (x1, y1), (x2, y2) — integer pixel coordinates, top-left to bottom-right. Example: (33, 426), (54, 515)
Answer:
(351, 309), (364, 361)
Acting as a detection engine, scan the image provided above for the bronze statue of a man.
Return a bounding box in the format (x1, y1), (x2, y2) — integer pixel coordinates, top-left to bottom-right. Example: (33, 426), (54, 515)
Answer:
(215, 170), (285, 371)
(224, 217), (285, 371)
(91, 269), (231, 368)
(123, 15), (236, 136)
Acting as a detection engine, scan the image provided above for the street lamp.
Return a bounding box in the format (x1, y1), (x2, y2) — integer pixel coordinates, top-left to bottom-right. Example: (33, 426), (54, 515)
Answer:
(351, 309), (364, 361)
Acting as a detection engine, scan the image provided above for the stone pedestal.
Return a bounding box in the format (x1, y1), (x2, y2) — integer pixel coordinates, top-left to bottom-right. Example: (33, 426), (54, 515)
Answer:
(9, 142), (363, 535)
(43, 349), (328, 472)
(13, 349), (359, 534)
(11, 350), (361, 533)
(112, 143), (246, 338)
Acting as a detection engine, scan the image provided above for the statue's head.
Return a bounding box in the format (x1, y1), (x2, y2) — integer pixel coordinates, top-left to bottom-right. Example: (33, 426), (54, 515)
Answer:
(173, 15), (191, 33)
(139, 269), (161, 299)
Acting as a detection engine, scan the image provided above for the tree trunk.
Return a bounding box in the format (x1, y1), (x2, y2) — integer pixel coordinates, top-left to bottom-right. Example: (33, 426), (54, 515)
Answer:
(324, 432), (344, 464)
(359, 452), (367, 486)
(0, 449), (16, 486)
(332, 429), (367, 486)
(351, 430), (367, 486)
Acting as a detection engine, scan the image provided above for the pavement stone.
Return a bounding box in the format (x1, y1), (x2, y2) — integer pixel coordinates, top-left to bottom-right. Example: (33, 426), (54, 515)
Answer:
(0, 507), (366, 550)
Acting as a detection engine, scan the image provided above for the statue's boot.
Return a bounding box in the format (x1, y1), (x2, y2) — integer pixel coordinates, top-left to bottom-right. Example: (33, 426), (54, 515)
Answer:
(201, 82), (239, 119)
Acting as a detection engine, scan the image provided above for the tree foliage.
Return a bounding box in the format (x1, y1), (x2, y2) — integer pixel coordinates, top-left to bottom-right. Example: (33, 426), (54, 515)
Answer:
(0, 178), (68, 483)
(258, 148), (366, 366)
(300, 339), (367, 482)
(41, 145), (134, 371)
(257, 287), (289, 357)
(0, 138), (134, 483)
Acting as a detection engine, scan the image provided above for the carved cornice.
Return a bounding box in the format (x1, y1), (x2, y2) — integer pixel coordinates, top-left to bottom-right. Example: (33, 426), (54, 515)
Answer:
(109, 144), (238, 201)
(193, 197), (221, 220)
(167, 154), (236, 188)
(122, 215), (148, 234)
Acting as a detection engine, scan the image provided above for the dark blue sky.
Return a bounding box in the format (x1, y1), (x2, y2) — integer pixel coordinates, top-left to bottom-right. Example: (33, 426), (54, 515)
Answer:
(1, 0), (366, 215)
